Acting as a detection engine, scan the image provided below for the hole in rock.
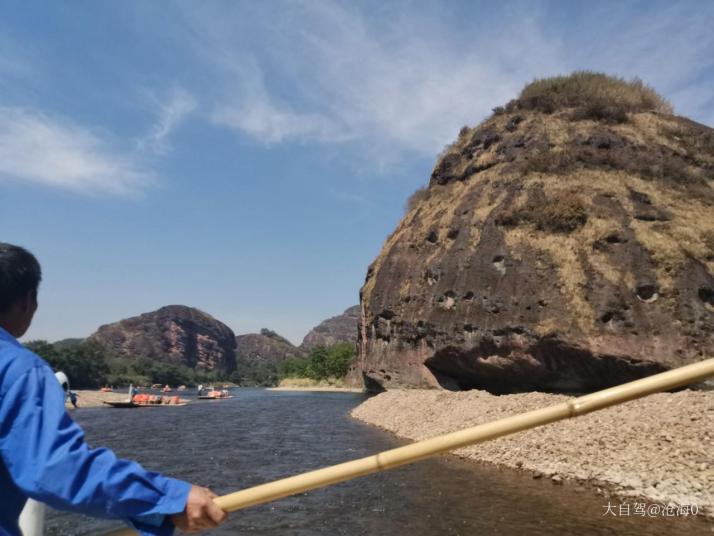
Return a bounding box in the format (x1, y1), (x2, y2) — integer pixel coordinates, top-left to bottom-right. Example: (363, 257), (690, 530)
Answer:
(601, 311), (615, 323)
(426, 230), (438, 243)
(636, 284), (658, 302)
(492, 255), (506, 275)
(699, 287), (714, 307)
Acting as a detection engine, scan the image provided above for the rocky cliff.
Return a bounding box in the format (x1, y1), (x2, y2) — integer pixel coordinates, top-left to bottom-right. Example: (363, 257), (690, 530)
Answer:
(301, 305), (360, 350)
(236, 328), (303, 363)
(91, 305), (237, 374)
(357, 73), (714, 393)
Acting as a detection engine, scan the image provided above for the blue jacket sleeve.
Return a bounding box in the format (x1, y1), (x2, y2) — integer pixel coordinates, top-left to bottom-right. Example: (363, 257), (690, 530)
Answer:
(0, 364), (191, 534)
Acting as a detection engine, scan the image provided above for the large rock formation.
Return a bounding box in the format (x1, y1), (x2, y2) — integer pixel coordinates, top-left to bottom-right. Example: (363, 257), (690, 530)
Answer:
(357, 73), (714, 393)
(301, 306), (360, 350)
(236, 329), (303, 363)
(91, 305), (237, 374)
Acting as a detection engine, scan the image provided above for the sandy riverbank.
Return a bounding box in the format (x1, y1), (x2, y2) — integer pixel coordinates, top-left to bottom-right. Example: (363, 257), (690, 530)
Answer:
(267, 386), (364, 393)
(65, 390), (128, 409)
(351, 389), (714, 520)
(267, 378), (363, 393)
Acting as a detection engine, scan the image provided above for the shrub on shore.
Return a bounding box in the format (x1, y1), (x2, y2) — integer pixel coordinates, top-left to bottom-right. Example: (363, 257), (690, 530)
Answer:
(278, 343), (355, 382)
(230, 359), (278, 387)
(25, 340), (110, 389)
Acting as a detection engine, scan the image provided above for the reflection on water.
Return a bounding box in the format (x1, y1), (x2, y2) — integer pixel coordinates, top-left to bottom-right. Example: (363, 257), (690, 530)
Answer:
(46, 389), (711, 535)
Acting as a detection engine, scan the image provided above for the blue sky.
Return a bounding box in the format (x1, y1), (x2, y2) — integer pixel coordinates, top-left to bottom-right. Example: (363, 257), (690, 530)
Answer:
(1, 1), (713, 344)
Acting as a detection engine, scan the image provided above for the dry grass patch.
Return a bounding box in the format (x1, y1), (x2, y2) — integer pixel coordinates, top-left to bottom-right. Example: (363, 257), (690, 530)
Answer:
(405, 185), (429, 213)
(497, 190), (588, 234)
(513, 71), (672, 122)
(504, 227), (595, 330)
(533, 192), (588, 233)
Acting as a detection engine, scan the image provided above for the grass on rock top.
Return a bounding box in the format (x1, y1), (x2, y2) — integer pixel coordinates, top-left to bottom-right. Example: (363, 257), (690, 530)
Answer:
(507, 71), (673, 120)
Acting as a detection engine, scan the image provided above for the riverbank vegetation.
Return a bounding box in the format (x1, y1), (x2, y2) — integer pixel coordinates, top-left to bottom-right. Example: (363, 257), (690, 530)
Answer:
(25, 340), (356, 389)
(232, 342), (356, 387)
(278, 343), (355, 382)
(25, 340), (110, 389)
(25, 340), (224, 389)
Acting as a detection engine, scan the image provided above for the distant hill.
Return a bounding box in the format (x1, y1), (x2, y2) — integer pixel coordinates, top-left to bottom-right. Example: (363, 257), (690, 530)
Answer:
(89, 305), (237, 375)
(301, 306), (359, 350)
(235, 328), (304, 363)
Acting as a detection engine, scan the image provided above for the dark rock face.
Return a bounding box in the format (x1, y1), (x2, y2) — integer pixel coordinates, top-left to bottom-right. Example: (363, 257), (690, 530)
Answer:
(236, 329), (303, 363)
(301, 306), (360, 350)
(91, 305), (237, 374)
(357, 97), (714, 392)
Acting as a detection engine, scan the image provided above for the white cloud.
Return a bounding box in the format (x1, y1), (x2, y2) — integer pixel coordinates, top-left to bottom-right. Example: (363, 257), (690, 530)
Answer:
(138, 86), (197, 155)
(173, 0), (714, 164)
(177, 1), (562, 162)
(209, 60), (344, 144)
(0, 106), (152, 195)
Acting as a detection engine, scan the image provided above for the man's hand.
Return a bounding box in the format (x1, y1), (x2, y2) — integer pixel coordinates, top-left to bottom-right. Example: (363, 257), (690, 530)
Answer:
(170, 485), (228, 533)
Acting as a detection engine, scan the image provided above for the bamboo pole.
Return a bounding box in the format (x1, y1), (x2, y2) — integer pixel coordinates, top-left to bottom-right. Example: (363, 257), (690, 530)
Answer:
(105, 358), (714, 535)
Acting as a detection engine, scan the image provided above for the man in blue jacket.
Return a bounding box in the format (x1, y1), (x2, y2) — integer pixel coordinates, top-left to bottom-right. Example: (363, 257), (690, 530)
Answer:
(0, 242), (228, 535)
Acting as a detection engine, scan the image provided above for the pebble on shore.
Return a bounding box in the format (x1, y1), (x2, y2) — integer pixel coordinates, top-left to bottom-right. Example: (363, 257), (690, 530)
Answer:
(351, 389), (714, 520)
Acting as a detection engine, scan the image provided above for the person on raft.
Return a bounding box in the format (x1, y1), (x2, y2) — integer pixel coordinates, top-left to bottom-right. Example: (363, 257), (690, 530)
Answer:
(0, 242), (228, 535)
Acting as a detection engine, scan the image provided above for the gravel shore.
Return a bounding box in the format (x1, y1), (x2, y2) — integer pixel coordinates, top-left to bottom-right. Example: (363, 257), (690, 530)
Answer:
(351, 389), (714, 520)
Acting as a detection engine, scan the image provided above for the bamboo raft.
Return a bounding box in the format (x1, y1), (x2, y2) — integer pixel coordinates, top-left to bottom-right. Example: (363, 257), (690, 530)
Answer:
(102, 401), (188, 408)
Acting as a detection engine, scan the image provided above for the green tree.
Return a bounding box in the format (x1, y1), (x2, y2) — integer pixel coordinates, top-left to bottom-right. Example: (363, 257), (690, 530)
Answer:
(25, 340), (109, 389)
(233, 358), (278, 387)
(57, 342), (110, 389)
(306, 346), (330, 380)
(278, 357), (309, 378)
(325, 342), (355, 378)
(25, 340), (63, 369)
(277, 343), (355, 381)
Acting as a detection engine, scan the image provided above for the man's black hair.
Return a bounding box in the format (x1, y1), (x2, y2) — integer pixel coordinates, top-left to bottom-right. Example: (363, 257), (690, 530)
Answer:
(0, 243), (42, 313)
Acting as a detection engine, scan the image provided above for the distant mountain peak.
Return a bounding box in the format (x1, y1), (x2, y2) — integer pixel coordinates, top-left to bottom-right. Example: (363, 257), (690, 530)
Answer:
(90, 305), (237, 373)
(236, 329), (302, 363)
(301, 305), (359, 350)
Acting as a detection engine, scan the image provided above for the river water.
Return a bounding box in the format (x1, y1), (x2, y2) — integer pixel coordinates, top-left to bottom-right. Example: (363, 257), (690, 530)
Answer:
(46, 389), (711, 535)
